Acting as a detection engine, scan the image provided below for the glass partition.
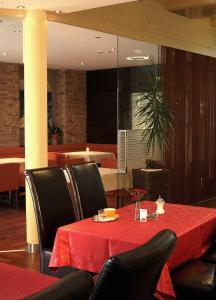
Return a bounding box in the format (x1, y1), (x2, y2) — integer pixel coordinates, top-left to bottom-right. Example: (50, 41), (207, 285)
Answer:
(117, 36), (161, 194)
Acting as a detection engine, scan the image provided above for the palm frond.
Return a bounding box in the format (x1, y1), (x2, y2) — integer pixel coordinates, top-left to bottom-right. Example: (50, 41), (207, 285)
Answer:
(135, 59), (174, 158)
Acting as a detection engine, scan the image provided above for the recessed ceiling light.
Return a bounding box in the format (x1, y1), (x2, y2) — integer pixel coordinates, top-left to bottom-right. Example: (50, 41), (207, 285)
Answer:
(55, 10), (62, 14)
(97, 48), (116, 54)
(126, 56), (150, 61)
(2, 51), (7, 56)
(134, 49), (142, 54)
(17, 5), (25, 9)
(80, 62), (85, 66)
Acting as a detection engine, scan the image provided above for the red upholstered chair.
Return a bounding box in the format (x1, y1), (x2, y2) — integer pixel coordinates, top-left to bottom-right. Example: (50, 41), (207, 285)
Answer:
(48, 152), (66, 168)
(18, 163), (25, 187)
(100, 157), (117, 169)
(0, 163), (20, 209)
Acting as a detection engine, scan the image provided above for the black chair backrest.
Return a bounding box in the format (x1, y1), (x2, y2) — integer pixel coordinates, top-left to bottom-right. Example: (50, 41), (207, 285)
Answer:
(25, 271), (94, 300)
(25, 167), (76, 250)
(90, 229), (176, 300)
(66, 162), (108, 219)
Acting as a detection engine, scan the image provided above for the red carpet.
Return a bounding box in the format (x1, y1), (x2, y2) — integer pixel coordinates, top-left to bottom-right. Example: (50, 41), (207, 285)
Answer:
(0, 262), (58, 299)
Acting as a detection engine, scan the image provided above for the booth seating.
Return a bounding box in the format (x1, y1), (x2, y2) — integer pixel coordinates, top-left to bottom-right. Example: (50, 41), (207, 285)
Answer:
(0, 143), (117, 159)
(12, 142), (115, 182)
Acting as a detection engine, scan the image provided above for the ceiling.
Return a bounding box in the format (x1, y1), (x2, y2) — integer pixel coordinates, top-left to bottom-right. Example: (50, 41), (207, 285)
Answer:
(0, 0), (136, 13)
(0, 1), (214, 70)
(0, 15), (158, 70)
(156, 0), (216, 24)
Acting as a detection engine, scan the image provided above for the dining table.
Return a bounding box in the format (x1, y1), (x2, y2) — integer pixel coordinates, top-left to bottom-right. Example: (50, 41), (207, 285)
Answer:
(64, 150), (115, 164)
(0, 157), (25, 164)
(98, 167), (129, 191)
(49, 201), (216, 300)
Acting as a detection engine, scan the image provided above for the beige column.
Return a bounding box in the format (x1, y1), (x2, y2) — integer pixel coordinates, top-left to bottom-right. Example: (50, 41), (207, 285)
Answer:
(23, 10), (48, 252)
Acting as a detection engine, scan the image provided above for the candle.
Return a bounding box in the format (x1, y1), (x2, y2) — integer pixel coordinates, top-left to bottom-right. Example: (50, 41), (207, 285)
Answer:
(86, 147), (89, 152)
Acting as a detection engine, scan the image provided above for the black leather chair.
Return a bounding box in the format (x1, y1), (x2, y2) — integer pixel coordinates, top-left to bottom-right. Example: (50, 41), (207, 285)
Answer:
(25, 167), (77, 278)
(200, 239), (216, 264)
(171, 259), (216, 300)
(65, 162), (108, 219)
(25, 271), (94, 300)
(90, 229), (176, 300)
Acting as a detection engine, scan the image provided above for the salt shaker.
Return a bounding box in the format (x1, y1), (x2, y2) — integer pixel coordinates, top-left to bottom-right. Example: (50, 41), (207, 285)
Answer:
(156, 195), (165, 214)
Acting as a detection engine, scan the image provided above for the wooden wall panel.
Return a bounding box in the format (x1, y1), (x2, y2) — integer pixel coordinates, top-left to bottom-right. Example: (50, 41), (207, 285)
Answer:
(162, 47), (216, 204)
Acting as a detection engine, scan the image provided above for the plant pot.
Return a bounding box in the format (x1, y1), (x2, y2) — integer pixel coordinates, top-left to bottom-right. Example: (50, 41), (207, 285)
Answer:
(132, 168), (169, 201)
(51, 134), (59, 145)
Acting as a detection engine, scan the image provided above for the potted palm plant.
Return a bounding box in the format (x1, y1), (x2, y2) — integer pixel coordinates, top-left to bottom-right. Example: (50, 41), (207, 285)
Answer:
(133, 58), (174, 199)
(135, 57), (174, 163)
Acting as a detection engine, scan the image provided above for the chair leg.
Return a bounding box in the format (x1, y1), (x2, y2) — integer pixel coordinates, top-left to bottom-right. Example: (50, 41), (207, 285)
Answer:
(9, 190), (13, 207)
(14, 190), (19, 210)
(117, 194), (123, 208)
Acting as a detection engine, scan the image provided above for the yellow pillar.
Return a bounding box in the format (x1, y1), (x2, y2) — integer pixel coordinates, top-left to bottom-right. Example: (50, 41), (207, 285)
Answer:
(23, 10), (48, 252)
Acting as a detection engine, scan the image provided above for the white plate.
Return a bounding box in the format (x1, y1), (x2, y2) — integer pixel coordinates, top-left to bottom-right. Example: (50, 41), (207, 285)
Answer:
(92, 214), (119, 222)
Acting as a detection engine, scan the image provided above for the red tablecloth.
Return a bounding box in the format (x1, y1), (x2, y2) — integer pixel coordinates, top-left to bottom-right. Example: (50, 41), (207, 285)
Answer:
(0, 262), (58, 300)
(50, 202), (216, 299)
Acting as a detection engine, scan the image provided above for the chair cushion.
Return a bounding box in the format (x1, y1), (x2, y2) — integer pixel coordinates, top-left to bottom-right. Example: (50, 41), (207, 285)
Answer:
(172, 260), (216, 293)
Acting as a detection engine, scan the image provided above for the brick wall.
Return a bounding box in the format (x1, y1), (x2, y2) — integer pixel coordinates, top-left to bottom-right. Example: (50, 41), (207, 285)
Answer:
(54, 70), (86, 143)
(0, 65), (86, 147)
(0, 63), (20, 147)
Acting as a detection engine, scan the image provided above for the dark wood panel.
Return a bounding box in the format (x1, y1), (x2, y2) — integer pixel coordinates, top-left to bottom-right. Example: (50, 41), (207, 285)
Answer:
(162, 47), (216, 204)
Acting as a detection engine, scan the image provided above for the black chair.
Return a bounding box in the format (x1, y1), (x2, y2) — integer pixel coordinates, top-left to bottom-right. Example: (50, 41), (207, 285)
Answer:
(25, 167), (77, 278)
(200, 239), (216, 264)
(90, 229), (176, 300)
(171, 259), (216, 300)
(65, 162), (108, 219)
(25, 271), (94, 300)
